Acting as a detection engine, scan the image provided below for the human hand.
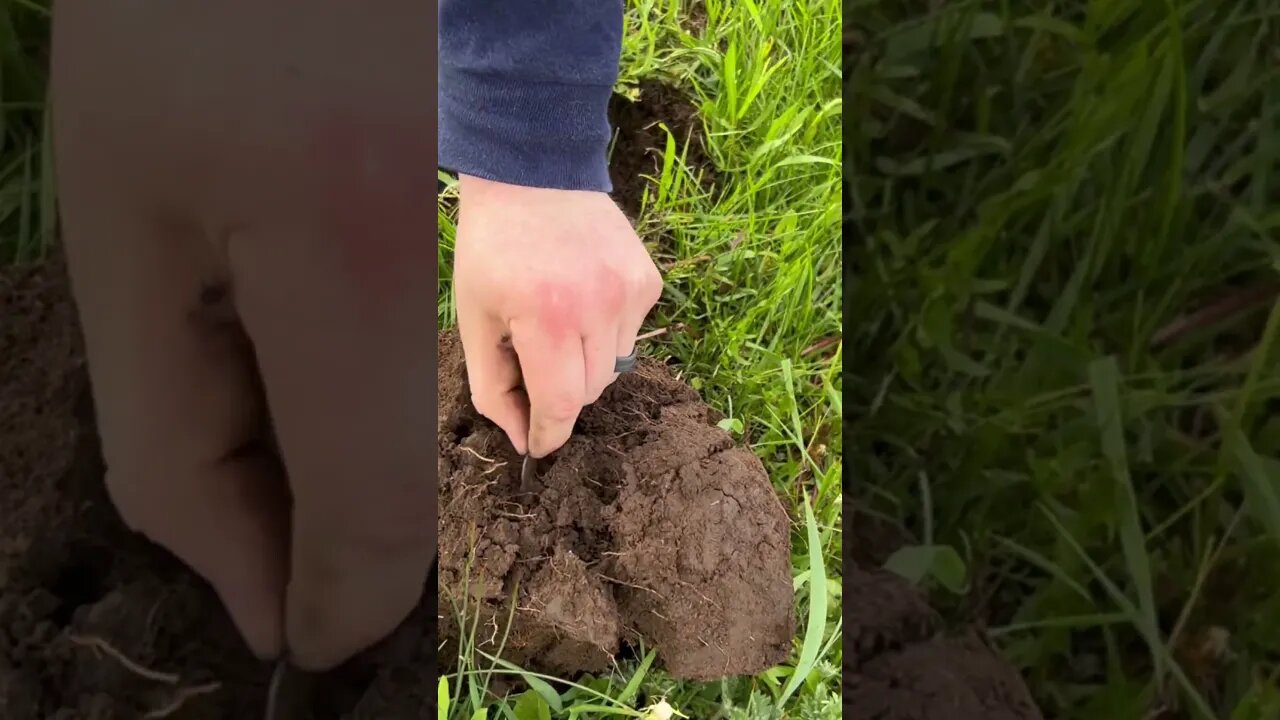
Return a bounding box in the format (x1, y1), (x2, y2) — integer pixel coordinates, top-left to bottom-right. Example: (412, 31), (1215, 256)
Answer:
(453, 175), (663, 457)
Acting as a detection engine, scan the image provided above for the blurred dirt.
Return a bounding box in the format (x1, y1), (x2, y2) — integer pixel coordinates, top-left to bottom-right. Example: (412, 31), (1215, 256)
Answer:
(845, 507), (1044, 720)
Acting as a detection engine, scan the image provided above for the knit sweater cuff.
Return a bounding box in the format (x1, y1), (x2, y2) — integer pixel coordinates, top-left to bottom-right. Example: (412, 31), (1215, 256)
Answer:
(438, 66), (614, 192)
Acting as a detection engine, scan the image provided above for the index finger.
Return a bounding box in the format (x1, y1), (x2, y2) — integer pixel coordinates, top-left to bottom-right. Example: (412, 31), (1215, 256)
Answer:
(458, 303), (530, 454)
(231, 224), (436, 672)
(510, 318), (587, 458)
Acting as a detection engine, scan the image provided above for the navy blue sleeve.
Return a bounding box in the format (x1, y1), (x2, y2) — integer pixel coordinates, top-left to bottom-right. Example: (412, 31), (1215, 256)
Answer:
(438, 0), (623, 192)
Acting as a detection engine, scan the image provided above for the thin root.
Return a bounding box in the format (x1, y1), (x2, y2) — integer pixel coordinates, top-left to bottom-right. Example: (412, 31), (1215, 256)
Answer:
(66, 634), (180, 685)
(143, 682), (222, 719)
(598, 573), (662, 597)
(459, 446), (501, 466)
(67, 634), (221, 717)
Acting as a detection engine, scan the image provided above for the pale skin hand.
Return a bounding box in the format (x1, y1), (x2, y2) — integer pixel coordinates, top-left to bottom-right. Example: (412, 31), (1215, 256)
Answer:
(454, 174), (664, 457)
(80, 175), (657, 678)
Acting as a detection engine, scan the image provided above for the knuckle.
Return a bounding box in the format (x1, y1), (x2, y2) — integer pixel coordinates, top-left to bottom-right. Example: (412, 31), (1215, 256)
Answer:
(530, 280), (585, 328)
(595, 273), (627, 314)
(638, 265), (664, 304)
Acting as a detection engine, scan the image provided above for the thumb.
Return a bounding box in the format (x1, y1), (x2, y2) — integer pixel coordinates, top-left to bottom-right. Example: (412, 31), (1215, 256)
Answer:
(458, 310), (530, 454)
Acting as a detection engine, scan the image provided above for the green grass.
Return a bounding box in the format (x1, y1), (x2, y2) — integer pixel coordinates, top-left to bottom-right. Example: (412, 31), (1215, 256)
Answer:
(440, 1), (843, 718)
(0, 0), (52, 265)
(850, 1), (1280, 718)
(1, 0), (843, 717)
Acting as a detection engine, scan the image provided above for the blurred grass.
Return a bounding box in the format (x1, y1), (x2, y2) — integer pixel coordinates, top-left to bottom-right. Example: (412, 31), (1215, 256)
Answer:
(0, 0), (51, 264)
(849, 1), (1280, 717)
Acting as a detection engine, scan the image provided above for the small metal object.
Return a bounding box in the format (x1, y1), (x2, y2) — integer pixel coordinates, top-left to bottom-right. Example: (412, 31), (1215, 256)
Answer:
(614, 352), (638, 374)
(264, 660), (287, 720)
(264, 659), (314, 720)
(520, 454), (536, 494)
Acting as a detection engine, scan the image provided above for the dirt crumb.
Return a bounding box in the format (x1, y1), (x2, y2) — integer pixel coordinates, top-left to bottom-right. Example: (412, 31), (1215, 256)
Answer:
(436, 331), (794, 681)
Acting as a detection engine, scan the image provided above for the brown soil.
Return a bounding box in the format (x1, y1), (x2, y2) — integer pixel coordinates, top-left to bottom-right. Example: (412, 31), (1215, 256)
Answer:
(0, 252), (793, 718)
(683, 0), (708, 35)
(436, 332), (794, 680)
(608, 79), (718, 218)
(845, 509), (1044, 720)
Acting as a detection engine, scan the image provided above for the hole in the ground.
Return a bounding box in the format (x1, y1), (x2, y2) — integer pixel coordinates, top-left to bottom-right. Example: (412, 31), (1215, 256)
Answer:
(608, 79), (717, 219)
(614, 640), (646, 667)
(49, 549), (112, 626)
(451, 416), (476, 443)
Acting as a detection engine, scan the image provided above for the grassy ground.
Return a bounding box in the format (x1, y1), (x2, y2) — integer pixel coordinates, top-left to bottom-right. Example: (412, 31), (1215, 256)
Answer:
(0, 0), (843, 718)
(440, 1), (843, 718)
(850, 1), (1280, 718)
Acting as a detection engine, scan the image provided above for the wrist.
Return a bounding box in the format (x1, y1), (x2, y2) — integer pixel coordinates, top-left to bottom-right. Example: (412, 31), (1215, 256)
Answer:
(459, 174), (608, 202)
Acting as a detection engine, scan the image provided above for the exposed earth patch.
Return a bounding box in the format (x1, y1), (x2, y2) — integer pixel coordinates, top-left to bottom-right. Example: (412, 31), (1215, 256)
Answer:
(844, 510), (1045, 720)
(608, 79), (719, 218)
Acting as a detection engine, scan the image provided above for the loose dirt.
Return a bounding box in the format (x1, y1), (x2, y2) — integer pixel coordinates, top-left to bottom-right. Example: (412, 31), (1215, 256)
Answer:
(0, 253), (794, 718)
(845, 509), (1044, 720)
(436, 332), (795, 679)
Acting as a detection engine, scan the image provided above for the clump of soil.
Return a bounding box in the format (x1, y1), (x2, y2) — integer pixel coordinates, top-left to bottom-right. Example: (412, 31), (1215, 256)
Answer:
(608, 79), (718, 218)
(845, 511), (1044, 720)
(436, 332), (794, 680)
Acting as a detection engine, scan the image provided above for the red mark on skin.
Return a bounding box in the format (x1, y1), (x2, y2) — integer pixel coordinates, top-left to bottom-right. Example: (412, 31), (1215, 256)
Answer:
(531, 279), (584, 343)
(308, 115), (435, 315)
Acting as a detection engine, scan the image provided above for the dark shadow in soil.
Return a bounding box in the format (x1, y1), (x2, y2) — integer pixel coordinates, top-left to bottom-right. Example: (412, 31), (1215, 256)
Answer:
(845, 501), (1044, 720)
(608, 79), (718, 219)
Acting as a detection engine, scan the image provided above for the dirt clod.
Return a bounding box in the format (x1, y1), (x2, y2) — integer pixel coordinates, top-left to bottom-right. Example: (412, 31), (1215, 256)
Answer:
(436, 332), (795, 680)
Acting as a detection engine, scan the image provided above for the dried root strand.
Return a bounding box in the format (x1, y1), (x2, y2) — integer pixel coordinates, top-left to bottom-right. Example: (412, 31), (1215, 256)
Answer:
(66, 633), (222, 718)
